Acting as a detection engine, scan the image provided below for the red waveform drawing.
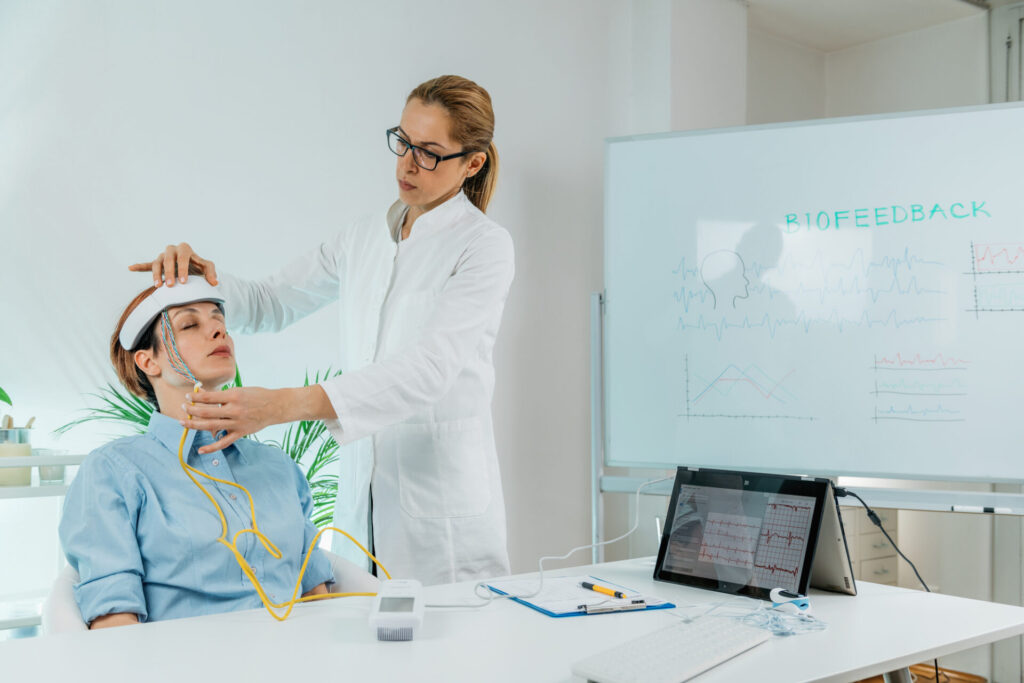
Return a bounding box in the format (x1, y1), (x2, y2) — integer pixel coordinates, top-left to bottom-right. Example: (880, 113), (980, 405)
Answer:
(761, 529), (806, 547)
(753, 563), (799, 577)
(974, 243), (1024, 272)
(699, 513), (760, 570)
(874, 353), (970, 368)
(767, 502), (812, 513)
(698, 545), (755, 565)
(752, 494), (815, 590)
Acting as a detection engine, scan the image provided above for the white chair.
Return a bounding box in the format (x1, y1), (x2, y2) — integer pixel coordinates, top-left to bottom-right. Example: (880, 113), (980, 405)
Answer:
(42, 550), (379, 634)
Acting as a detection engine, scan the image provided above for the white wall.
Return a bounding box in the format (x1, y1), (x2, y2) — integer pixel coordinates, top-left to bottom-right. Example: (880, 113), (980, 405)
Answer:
(747, 28), (825, 125)
(671, 0), (748, 130)
(826, 13), (989, 116)
(0, 0), (642, 598)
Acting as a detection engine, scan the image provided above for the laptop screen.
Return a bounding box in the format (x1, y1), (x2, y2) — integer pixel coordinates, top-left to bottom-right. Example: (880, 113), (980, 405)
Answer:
(654, 468), (828, 599)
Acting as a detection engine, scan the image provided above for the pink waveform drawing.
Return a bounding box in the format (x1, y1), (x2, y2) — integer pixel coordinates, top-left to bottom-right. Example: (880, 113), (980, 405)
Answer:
(875, 353), (970, 368)
(975, 243), (1024, 272)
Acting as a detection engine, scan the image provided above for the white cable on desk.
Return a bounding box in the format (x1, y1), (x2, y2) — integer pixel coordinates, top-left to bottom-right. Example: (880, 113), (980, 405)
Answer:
(426, 475), (673, 609)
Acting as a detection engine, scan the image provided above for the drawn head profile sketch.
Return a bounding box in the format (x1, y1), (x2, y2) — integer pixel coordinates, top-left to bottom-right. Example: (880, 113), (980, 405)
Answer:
(700, 250), (750, 309)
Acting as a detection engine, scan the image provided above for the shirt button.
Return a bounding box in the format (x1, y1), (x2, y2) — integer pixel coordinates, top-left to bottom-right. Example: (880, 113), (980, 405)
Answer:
(212, 459), (220, 466)
(230, 493), (237, 500)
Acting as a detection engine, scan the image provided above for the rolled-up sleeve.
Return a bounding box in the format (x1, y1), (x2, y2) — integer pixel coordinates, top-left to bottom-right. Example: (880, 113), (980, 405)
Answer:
(59, 453), (148, 624)
(291, 463), (335, 593)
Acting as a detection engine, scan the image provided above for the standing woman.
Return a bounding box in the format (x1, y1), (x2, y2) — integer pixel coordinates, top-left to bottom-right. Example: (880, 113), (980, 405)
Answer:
(130, 75), (514, 586)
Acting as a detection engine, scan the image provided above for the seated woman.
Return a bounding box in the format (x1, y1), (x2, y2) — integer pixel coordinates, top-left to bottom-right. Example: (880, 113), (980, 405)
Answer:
(59, 276), (334, 629)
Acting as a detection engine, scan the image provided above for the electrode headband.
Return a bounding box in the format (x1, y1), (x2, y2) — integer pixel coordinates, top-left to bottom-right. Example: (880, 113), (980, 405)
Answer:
(119, 277), (225, 350)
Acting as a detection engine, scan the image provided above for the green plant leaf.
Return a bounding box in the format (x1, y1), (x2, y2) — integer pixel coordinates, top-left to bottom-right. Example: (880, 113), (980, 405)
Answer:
(55, 384), (154, 435)
(0, 385), (10, 406)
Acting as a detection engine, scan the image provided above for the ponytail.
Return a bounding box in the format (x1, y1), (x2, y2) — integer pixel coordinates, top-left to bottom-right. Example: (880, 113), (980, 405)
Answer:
(407, 75), (498, 213)
(463, 140), (499, 213)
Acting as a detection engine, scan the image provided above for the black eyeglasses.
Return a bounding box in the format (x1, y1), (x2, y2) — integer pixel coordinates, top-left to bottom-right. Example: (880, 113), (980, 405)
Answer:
(387, 127), (471, 171)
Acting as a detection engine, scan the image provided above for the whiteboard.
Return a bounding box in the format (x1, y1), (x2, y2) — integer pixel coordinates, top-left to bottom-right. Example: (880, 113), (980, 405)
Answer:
(603, 103), (1024, 482)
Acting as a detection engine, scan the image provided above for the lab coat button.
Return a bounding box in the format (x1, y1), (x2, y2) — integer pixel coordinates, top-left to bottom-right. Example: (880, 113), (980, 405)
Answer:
(230, 493), (237, 500)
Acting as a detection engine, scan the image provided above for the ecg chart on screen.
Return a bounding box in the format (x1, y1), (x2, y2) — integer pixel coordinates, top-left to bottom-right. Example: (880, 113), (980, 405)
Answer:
(968, 241), (1024, 315)
(872, 352), (968, 423)
(680, 355), (815, 421)
(751, 496), (813, 588)
(697, 513), (760, 569)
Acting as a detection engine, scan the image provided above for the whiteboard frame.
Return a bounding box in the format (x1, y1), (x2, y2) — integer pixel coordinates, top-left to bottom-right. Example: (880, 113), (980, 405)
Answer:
(600, 102), (1024, 483)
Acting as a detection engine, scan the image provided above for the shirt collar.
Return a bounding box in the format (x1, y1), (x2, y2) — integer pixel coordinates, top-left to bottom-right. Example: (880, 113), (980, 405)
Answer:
(146, 412), (233, 462)
(386, 190), (470, 243)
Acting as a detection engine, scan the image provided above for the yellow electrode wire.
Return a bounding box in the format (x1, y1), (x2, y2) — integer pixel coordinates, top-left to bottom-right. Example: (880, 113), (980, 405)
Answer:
(177, 385), (391, 622)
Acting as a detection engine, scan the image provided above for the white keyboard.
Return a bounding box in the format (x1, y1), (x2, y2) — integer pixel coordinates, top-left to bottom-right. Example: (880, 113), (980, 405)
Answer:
(571, 616), (770, 683)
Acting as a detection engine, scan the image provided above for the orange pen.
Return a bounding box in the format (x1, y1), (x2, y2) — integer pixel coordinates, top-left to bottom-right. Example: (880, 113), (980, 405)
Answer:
(580, 581), (626, 599)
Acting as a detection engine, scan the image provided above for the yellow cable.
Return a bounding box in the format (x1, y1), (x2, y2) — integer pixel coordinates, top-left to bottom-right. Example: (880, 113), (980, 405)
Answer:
(177, 389), (390, 622)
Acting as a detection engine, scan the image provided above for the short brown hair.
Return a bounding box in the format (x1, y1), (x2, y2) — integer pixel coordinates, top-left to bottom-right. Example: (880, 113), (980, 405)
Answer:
(110, 264), (206, 409)
(110, 286), (162, 408)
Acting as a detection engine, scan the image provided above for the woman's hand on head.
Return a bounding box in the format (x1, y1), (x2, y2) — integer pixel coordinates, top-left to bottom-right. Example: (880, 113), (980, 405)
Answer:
(181, 386), (282, 454)
(128, 242), (218, 288)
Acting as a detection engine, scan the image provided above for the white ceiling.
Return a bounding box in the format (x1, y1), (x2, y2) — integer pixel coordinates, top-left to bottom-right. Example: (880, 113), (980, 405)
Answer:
(747, 0), (989, 53)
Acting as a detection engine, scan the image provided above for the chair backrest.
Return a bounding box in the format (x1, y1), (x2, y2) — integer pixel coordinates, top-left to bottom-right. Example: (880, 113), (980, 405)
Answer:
(323, 549), (381, 593)
(41, 550), (379, 633)
(41, 564), (87, 634)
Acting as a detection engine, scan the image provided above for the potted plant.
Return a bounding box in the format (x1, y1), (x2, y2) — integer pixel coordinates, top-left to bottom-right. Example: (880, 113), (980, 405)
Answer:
(56, 369), (339, 527)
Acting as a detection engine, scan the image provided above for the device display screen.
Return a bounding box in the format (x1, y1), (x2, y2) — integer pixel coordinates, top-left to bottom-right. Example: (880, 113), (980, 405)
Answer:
(379, 597), (415, 612)
(661, 485), (816, 593)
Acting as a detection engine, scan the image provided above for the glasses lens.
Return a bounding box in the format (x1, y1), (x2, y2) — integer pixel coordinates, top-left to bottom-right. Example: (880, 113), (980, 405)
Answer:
(412, 147), (439, 170)
(388, 130), (408, 156)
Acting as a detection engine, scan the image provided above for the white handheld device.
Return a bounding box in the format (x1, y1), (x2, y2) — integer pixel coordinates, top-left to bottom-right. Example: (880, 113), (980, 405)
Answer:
(369, 579), (424, 641)
(769, 587), (812, 615)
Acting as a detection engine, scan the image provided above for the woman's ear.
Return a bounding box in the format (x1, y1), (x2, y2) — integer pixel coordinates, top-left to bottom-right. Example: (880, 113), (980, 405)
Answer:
(134, 349), (162, 380)
(465, 151), (487, 179)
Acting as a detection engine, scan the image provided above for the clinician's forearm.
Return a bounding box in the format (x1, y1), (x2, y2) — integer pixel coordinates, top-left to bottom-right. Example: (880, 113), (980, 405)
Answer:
(278, 385), (336, 423)
(90, 612), (140, 629)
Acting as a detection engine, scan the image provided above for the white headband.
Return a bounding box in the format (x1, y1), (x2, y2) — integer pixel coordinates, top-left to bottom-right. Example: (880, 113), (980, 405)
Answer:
(119, 277), (225, 350)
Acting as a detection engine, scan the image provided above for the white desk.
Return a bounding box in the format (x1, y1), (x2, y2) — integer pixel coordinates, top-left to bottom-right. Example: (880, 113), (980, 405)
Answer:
(3, 557), (1024, 682)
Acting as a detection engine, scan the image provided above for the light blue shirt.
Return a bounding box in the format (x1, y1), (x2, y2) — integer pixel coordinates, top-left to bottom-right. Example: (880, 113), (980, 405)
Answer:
(59, 412), (334, 624)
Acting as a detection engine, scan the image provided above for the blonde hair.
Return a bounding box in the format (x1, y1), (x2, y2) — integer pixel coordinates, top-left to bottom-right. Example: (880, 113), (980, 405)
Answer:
(408, 75), (498, 213)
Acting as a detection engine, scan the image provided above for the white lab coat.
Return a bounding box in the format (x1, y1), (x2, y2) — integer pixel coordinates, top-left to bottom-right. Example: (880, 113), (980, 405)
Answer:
(218, 191), (513, 586)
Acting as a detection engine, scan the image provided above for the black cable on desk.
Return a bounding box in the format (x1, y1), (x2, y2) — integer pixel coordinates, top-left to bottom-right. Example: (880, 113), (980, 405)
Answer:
(834, 487), (945, 683)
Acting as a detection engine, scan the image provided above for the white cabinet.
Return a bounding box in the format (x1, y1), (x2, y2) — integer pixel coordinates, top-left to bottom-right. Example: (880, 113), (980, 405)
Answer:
(841, 505), (898, 586)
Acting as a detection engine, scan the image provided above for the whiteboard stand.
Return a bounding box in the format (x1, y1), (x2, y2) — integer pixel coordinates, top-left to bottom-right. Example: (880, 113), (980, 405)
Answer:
(590, 292), (605, 564)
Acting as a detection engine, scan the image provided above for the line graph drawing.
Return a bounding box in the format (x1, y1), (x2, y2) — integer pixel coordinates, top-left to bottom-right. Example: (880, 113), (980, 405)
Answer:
(973, 243), (1024, 272)
(872, 353), (968, 422)
(967, 242), (1024, 315)
(681, 355), (815, 421)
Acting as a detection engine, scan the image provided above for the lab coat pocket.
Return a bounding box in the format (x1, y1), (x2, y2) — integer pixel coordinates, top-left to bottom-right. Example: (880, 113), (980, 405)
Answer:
(395, 417), (492, 519)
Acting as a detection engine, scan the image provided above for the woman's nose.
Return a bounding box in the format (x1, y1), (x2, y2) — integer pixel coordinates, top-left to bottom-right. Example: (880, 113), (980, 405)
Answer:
(399, 152), (418, 174)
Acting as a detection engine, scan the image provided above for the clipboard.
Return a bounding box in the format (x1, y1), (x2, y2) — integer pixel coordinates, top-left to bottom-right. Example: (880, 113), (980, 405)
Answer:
(485, 575), (675, 618)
